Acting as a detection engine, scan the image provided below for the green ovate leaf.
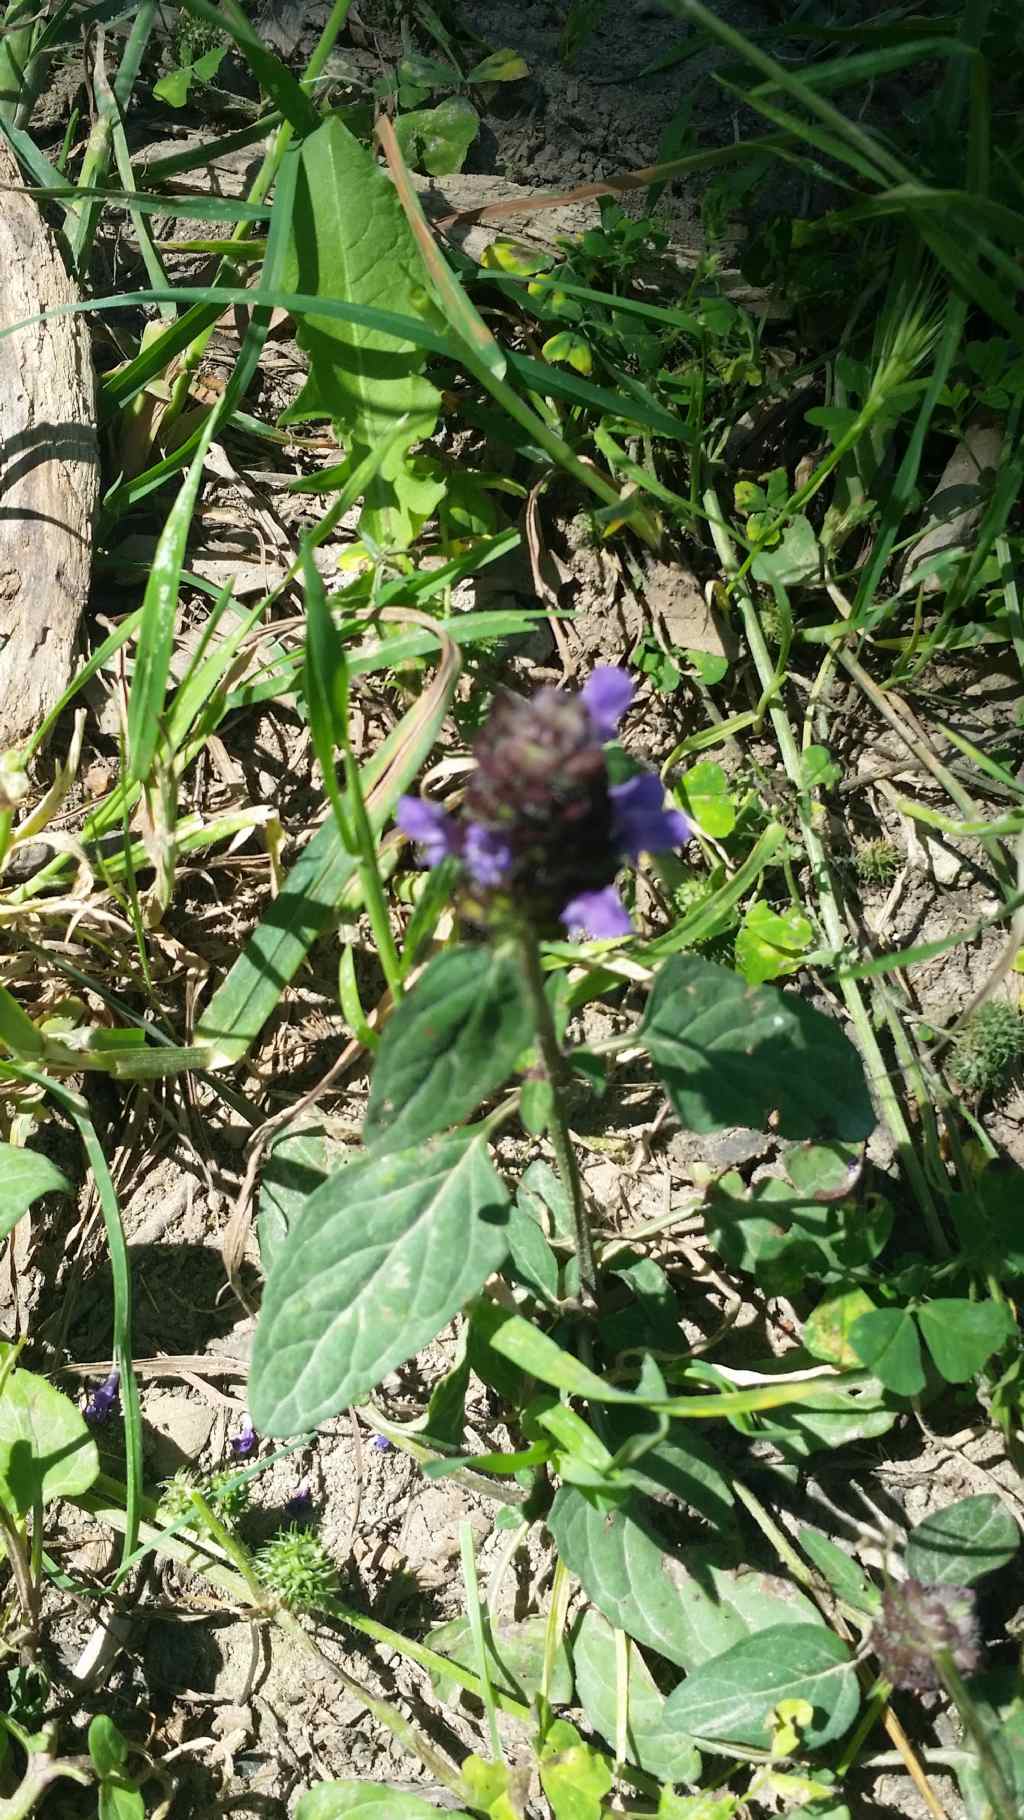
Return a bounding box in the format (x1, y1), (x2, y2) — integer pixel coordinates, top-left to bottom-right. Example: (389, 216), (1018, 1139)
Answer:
(663, 1624), (859, 1749)
(296, 1785), (471, 1820)
(574, 1609), (701, 1783)
(257, 1126), (335, 1272)
(0, 1368), (99, 1515)
(98, 1786), (145, 1820)
(640, 955), (873, 1140)
(750, 514), (820, 586)
(364, 947), (531, 1153)
(549, 1488), (820, 1670)
(603, 1410), (736, 1534)
(461, 1757), (521, 1820)
(250, 1132), (511, 1434)
(905, 1494), (1020, 1587)
(0, 1145), (71, 1240)
(393, 97), (480, 175)
(88, 1715), (128, 1779)
(705, 1170), (888, 1294)
(797, 1532), (880, 1615)
(426, 1613), (573, 1707)
(735, 901), (813, 985)
(678, 761), (735, 838)
(916, 1298), (1015, 1383)
(848, 1307), (924, 1395)
(538, 1719), (612, 1820)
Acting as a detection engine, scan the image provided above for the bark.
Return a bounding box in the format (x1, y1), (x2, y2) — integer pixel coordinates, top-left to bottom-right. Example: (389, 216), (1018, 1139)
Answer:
(0, 140), (98, 747)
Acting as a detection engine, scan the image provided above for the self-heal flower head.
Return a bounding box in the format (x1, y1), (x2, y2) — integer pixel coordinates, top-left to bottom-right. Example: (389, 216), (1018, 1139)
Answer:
(873, 1578), (981, 1692)
(83, 1369), (120, 1426)
(396, 668), (689, 936)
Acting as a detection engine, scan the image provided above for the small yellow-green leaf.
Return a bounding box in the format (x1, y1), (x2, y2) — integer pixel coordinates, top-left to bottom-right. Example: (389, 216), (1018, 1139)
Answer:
(542, 332), (593, 375)
(803, 1289), (877, 1368)
(393, 97), (479, 177)
(678, 760), (735, 838)
(481, 237), (554, 277)
(735, 900), (813, 985)
(467, 48), (529, 82)
(539, 1720), (612, 1820)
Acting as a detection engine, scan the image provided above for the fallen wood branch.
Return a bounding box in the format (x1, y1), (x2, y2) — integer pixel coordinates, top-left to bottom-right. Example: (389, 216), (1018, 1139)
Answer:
(0, 139), (98, 748)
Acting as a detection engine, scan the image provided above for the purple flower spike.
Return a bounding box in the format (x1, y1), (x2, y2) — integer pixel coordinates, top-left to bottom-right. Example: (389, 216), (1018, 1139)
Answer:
(610, 774), (690, 859)
(396, 796), (459, 868)
(83, 1369), (120, 1426)
(581, 667), (634, 742)
(231, 1413), (256, 1458)
(560, 885), (633, 939)
(464, 823), (513, 889)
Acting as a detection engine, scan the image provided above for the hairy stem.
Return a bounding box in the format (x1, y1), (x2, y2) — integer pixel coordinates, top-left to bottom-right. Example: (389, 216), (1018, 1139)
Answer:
(936, 1651), (1017, 1820)
(516, 927), (598, 1305)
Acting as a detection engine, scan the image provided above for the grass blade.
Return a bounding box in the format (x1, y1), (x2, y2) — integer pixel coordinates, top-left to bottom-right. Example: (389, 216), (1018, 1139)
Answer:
(196, 615), (460, 1065)
(0, 1065), (141, 1566)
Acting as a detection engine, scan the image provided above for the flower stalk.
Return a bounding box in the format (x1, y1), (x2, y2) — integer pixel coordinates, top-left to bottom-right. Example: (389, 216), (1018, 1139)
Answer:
(516, 926), (598, 1307)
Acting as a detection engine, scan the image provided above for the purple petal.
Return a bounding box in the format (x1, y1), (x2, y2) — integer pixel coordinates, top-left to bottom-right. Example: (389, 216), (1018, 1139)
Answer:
(560, 885), (633, 939)
(285, 1482), (315, 1522)
(372, 1433), (392, 1453)
(231, 1413), (257, 1458)
(83, 1369), (120, 1426)
(396, 796), (460, 868)
(581, 667), (634, 742)
(464, 822), (512, 889)
(611, 774), (690, 858)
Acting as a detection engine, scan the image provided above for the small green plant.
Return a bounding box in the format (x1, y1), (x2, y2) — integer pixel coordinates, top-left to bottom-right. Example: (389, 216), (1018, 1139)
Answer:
(256, 1526), (341, 1611)
(157, 1467), (199, 1525)
(154, 14), (228, 109)
(854, 837), (901, 884)
(207, 1469), (251, 1528)
(950, 1000), (1024, 1095)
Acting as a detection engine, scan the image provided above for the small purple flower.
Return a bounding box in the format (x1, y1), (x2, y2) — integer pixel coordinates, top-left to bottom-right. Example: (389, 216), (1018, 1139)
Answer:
(610, 774), (690, 859)
(285, 1482), (315, 1523)
(231, 1412), (257, 1458)
(464, 823), (512, 889)
(371, 1433), (392, 1453)
(396, 796), (459, 867)
(83, 1369), (120, 1426)
(581, 667), (634, 742)
(560, 885), (633, 939)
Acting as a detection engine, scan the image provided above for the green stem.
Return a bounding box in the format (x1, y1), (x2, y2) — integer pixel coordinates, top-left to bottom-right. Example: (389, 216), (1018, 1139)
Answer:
(703, 484), (949, 1256)
(342, 745), (404, 1000)
(936, 1651), (1018, 1820)
(0, 1758), (90, 1820)
(515, 927), (599, 1304)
